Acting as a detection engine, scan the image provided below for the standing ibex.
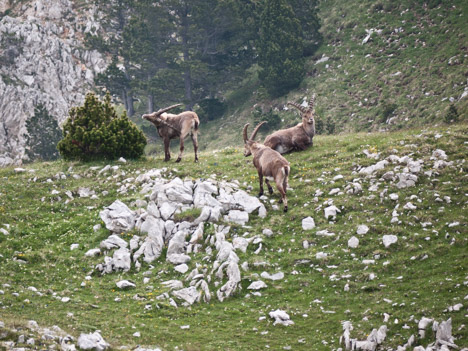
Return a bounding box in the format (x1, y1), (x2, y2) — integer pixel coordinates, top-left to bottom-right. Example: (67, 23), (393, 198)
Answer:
(264, 95), (316, 154)
(142, 104), (200, 163)
(243, 122), (290, 212)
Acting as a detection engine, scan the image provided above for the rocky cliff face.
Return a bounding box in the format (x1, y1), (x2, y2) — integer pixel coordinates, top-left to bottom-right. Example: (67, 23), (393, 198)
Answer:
(0, 0), (108, 166)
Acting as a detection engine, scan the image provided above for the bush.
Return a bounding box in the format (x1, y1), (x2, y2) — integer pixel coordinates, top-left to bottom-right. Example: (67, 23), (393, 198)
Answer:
(197, 98), (227, 122)
(57, 92), (146, 161)
(379, 102), (397, 123)
(444, 104), (459, 124)
(252, 107), (282, 133)
(24, 104), (62, 161)
(325, 118), (336, 134)
(315, 118), (324, 135)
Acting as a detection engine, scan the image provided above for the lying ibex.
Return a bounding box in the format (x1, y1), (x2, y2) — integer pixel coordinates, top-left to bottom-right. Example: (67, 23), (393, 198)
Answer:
(243, 122), (290, 212)
(264, 95), (316, 154)
(142, 104), (200, 162)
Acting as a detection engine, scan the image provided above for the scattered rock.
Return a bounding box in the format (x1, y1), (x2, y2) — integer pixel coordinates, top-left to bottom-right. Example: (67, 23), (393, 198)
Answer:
(247, 281), (267, 290)
(302, 217), (316, 230)
(77, 331), (109, 351)
(356, 225), (369, 235)
(116, 280), (136, 289)
(382, 235), (398, 248)
(348, 236), (359, 249)
(269, 310), (294, 326)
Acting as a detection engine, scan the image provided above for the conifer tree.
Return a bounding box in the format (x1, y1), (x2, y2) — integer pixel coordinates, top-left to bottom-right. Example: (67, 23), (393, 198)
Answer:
(24, 104), (62, 161)
(57, 92), (146, 161)
(257, 0), (305, 97)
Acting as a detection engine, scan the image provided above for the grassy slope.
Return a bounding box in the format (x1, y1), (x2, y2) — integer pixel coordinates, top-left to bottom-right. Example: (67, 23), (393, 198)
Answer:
(197, 0), (468, 151)
(0, 123), (467, 350)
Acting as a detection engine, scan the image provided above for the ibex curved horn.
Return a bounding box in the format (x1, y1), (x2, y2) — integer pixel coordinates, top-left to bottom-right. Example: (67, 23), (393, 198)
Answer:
(154, 103), (183, 116)
(308, 94), (316, 111)
(287, 101), (307, 113)
(243, 123), (250, 143)
(250, 121), (267, 141)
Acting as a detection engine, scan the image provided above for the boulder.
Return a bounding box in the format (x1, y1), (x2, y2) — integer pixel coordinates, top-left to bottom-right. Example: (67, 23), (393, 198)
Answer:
(382, 235), (398, 248)
(172, 286), (200, 305)
(100, 234), (128, 250)
(77, 332), (109, 351)
(224, 210), (249, 225)
(269, 310), (294, 326)
(99, 200), (136, 234)
(302, 217), (316, 230)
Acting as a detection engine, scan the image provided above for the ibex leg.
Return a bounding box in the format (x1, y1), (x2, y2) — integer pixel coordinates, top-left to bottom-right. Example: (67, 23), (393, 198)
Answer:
(275, 177), (288, 212)
(163, 138), (171, 162)
(191, 133), (199, 162)
(257, 171), (264, 197)
(265, 179), (274, 195)
(176, 138), (185, 163)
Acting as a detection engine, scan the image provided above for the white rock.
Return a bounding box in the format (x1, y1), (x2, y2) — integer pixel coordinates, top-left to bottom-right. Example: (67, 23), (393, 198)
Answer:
(247, 281), (267, 290)
(263, 228), (273, 237)
(302, 217), (315, 230)
(356, 225), (369, 235)
(77, 332), (109, 351)
(99, 200), (136, 234)
(432, 149), (448, 160)
(116, 280), (136, 289)
(269, 309), (294, 326)
(316, 229), (335, 237)
(382, 235), (398, 248)
(324, 205), (341, 220)
(233, 237), (250, 253)
(100, 234), (128, 250)
(224, 210), (249, 225)
(174, 264), (189, 274)
(316, 252), (327, 259)
(70, 243), (79, 251)
(403, 202), (417, 210)
(172, 286), (200, 305)
(389, 193), (399, 201)
(260, 272), (284, 281)
(84, 248), (101, 257)
(348, 236), (359, 248)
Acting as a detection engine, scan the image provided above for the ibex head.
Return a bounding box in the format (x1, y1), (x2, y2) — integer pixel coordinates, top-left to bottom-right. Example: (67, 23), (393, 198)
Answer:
(287, 95), (316, 129)
(142, 103), (182, 125)
(243, 121), (267, 157)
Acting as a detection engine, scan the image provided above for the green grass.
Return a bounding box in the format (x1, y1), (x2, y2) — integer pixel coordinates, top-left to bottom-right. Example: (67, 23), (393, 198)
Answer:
(0, 123), (467, 350)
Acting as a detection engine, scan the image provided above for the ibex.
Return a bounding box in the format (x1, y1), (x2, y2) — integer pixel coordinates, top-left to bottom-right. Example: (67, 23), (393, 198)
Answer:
(142, 104), (200, 163)
(264, 95), (316, 154)
(243, 122), (290, 212)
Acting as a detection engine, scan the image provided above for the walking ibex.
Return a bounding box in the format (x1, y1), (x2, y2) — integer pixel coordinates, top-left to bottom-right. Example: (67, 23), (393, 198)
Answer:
(142, 104), (200, 162)
(243, 122), (290, 212)
(264, 95), (316, 154)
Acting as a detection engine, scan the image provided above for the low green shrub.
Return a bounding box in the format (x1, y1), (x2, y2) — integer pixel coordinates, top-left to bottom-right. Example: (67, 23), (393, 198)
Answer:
(58, 92), (146, 161)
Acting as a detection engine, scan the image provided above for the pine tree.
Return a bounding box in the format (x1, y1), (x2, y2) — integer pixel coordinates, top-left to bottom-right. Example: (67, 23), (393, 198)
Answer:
(24, 104), (62, 161)
(57, 92), (146, 161)
(257, 0), (305, 97)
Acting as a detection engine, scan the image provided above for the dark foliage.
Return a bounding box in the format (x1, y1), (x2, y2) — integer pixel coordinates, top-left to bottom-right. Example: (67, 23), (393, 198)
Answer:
(57, 92), (146, 161)
(444, 104), (459, 123)
(252, 107), (282, 132)
(24, 104), (62, 161)
(197, 99), (227, 122)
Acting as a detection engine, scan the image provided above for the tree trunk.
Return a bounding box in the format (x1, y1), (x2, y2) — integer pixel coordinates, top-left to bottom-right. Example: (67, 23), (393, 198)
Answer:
(181, 6), (193, 111)
(147, 93), (154, 113)
(126, 91), (135, 116)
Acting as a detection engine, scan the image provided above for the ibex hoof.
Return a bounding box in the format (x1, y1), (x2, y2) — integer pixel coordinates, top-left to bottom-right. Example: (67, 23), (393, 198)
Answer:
(194, 158), (199, 163)
(258, 192), (263, 197)
(164, 158), (170, 162)
(283, 206), (288, 213)
(175, 158), (182, 163)
(268, 188), (274, 195)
